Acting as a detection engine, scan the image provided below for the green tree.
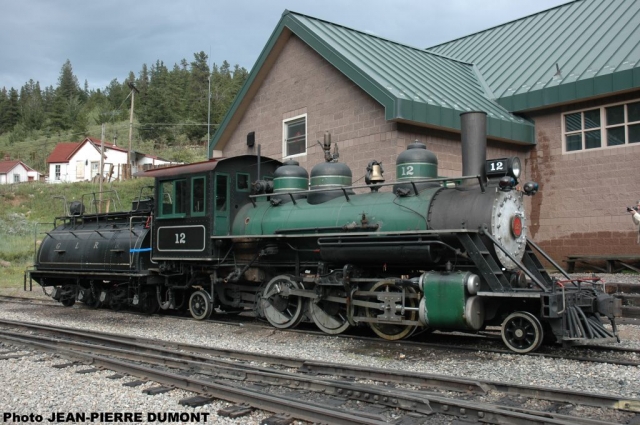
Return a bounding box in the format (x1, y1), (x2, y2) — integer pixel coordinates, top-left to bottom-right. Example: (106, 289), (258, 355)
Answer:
(19, 79), (45, 131)
(5, 88), (20, 131)
(0, 88), (9, 134)
(184, 51), (210, 142)
(138, 60), (175, 141)
(49, 60), (82, 130)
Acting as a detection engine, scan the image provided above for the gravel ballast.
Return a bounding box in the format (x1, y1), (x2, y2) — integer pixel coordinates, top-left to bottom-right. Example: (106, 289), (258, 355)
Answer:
(0, 274), (638, 424)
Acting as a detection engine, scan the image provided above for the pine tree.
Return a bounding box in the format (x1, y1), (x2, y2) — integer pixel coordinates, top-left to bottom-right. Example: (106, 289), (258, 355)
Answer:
(19, 79), (45, 131)
(49, 60), (82, 131)
(184, 51), (210, 142)
(138, 60), (175, 141)
(6, 88), (20, 130)
(0, 88), (9, 134)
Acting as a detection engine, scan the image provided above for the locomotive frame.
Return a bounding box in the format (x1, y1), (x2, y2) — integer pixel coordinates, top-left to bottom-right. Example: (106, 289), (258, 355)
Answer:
(26, 112), (622, 354)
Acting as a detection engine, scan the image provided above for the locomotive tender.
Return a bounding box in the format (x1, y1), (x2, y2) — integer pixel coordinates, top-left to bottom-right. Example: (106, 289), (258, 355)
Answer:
(27, 112), (621, 354)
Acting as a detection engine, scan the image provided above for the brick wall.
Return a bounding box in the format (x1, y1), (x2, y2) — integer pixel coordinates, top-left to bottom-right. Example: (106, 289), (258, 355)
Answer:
(525, 92), (640, 263)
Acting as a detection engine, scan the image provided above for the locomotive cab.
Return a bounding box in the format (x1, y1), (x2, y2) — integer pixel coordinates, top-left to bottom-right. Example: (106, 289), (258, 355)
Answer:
(135, 156), (281, 264)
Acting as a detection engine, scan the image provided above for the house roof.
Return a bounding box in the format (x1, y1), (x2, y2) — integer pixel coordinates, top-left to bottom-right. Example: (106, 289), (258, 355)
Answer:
(0, 160), (22, 174)
(209, 10), (535, 155)
(47, 138), (130, 164)
(0, 160), (37, 174)
(47, 142), (80, 164)
(427, 0), (640, 112)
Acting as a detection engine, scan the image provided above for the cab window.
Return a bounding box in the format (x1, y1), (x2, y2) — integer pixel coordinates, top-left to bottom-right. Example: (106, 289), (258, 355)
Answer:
(236, 173), (250, 191)
(192, 177), (206, 216)
(159, 179), (187, 217)
(216, 175), (228, 212)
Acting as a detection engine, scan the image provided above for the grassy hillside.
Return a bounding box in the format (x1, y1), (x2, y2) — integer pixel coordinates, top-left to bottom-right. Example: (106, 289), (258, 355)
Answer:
(0, 178), (151, 291)
(0, 119), (208, 174)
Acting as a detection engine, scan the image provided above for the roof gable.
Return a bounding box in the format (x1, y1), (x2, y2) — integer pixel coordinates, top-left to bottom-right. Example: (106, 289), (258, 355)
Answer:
(210, 10), (535, 155)
(0, 160), (35, 174)
(0, 160), (21, 174)
(427, 0), (640, 111)
(46, 142), (80, 164)
(47, 138), (131, 165)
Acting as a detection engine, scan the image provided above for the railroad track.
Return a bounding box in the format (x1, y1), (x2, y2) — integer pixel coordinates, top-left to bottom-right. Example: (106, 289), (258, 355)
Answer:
(1, 294), (639, 367)
(0, 320), (638, 424)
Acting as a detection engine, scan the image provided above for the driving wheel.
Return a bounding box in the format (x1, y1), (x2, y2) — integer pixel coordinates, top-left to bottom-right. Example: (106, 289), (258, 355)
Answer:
(308, 289), (349, 335)
(260, 275), (305, 329)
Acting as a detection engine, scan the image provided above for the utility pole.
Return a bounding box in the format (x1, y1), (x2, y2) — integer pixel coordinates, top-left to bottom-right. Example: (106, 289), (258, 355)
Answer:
(207, 48), (212, 158)
(207, 73), (211, 152)
(99, 123), (105, 213)
(127, 82), (139, 179)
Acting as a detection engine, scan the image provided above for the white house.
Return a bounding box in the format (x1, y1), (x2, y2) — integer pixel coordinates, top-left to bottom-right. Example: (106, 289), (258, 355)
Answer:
(0, 157), (41, 184)
(46, 138), (176, 183)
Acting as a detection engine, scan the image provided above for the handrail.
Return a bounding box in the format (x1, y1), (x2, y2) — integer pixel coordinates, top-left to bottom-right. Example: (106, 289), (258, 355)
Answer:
(249, 175), (484, 199)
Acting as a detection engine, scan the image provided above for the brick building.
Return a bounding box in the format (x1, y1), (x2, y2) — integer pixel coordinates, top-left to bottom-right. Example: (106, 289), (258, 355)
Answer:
(210, 0), (640, 263)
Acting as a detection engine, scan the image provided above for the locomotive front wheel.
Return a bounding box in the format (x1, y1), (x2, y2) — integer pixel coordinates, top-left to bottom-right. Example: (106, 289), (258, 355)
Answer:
(139, 291), (159, 315)
(365, 280), (418, 341)
(501, 311), (543, 354)
(308, 294), (349, 335)
(260, 275), (305, 329)
(189, 290), (213, 320)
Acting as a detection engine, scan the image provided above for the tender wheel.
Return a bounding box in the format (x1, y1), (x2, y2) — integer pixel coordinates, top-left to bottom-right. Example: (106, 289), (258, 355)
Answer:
(61, 297), (75, 307)
(189, 290), (213, 320)
(60, 285), (76, 307)
(260, 275), (305, 329)
(139, 291), (159, 315)
(308, 290), (350, 335)
(501, 311), (543, 354)
(364, 280), (418, 341)
(78, 288), (102, 308)
(109, 288), (128, 311)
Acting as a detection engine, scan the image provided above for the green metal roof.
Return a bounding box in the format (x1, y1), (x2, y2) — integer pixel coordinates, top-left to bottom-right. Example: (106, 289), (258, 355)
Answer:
(210, 11), (534, 155)
(428, 0), (640, 112)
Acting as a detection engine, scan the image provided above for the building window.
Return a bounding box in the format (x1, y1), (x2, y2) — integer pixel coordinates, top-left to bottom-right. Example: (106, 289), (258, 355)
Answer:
(283, 114), (307, 158)
(13, 174), (20, 183)
(55, 165), (61, 180)
(564, 100), (640, 152)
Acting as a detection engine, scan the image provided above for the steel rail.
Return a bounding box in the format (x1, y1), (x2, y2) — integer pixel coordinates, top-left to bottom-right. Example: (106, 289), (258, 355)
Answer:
(0, 330), (618, 425)
(0, 319), (638, 414)
(0, 332), (385, 425)
(3, 314), (638, 369)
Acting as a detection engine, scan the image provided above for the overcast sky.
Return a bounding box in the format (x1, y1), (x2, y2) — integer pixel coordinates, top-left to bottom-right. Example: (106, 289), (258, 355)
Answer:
(1, 0), (572, 91)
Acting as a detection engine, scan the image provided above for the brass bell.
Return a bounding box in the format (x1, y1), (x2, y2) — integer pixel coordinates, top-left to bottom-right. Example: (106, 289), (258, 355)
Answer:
(369, 163), (384, 183)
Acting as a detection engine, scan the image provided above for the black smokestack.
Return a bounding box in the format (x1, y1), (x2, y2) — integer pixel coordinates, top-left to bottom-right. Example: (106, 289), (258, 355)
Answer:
(460, 111), (487, 183)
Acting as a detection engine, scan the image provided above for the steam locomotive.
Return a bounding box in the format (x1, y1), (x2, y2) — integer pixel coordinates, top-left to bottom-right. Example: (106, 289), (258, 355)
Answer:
(26, 112), (621, 354)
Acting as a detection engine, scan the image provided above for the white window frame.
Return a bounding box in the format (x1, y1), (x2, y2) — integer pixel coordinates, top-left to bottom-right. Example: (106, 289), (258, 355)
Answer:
(55, 165), (61, 180)
(562, 99), (640, 153)
(13, 174), (20, 183)
(282, 114), (307, 159)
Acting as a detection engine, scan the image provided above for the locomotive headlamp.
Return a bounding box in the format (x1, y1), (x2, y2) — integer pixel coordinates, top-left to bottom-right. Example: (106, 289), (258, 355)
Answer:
(486, 157), (521, 180)
(511, 157), (521, 179)
(498, 176), (516, 191)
